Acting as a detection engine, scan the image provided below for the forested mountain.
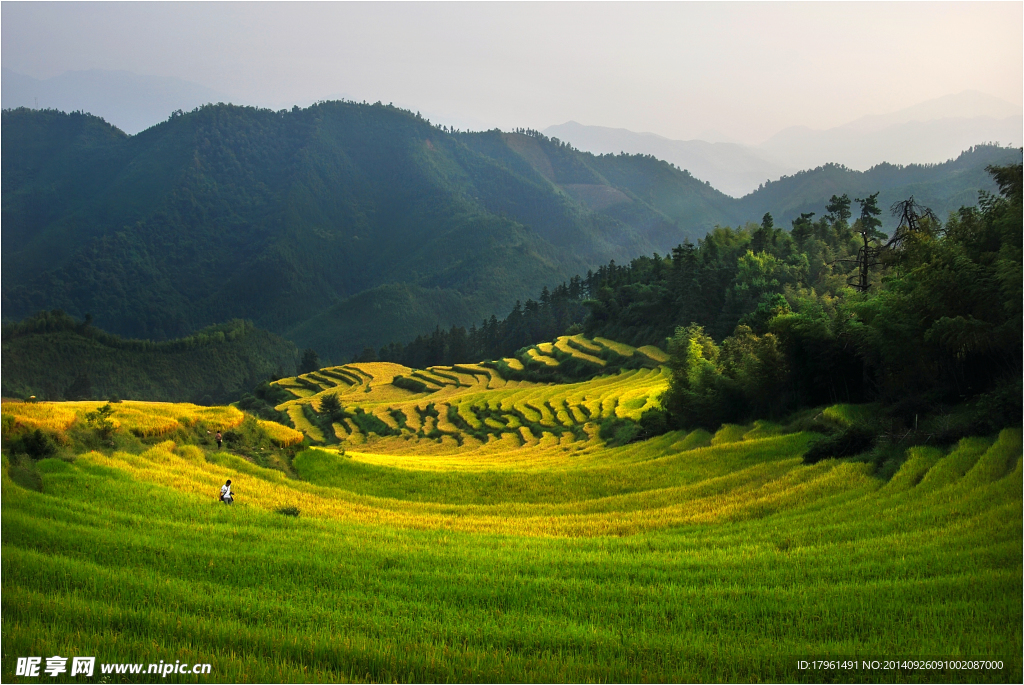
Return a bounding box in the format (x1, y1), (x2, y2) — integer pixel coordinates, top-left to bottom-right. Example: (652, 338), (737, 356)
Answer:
(2, 104), (736, 361)
(2, 102), (1018, 362)
(734, 145), (1019, 228)
(381, 164), (1022, 440)
(1, 312), (297, 403)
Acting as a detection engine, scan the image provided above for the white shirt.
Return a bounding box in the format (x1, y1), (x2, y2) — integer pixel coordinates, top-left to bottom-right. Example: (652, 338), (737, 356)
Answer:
(220, 484), (232, 498)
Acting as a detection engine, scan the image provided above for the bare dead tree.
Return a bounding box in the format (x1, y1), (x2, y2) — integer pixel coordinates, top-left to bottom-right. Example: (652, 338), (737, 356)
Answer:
(887, 196), (939, 251)
(831, 195), (937, 291)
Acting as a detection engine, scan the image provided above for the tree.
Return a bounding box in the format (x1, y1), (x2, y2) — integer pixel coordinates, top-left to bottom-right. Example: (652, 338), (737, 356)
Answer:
(846, 192), (887, 291)
(751, 214), (777, 253)
(319, 393), (342, 418)
(299, 348), (320, 374)
(791, 212), (816, 244)
(826, 194), (852, 227)
(85, 403), (116, 440)
(355, 347), (378, 363)
(887, 195), (939, 251)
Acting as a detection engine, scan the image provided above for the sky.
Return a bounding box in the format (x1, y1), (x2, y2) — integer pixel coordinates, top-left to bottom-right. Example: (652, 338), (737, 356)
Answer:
(2, 1), (1022, 145)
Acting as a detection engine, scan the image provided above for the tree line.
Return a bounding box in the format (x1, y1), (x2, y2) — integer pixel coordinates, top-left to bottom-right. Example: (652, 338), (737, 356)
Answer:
(344, 164), (1021, 439)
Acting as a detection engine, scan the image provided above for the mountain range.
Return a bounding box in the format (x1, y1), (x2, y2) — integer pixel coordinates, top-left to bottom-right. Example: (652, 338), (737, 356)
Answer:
(546, 90), (1022, 197)
(2, 101), (1019, 362)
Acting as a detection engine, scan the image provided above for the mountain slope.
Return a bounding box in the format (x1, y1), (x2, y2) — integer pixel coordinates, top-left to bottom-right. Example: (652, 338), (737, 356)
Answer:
(3, 103), (1018, 362)
(735, 145), (1021, 228)
(3, 104), (734, 358)
(549, 91), (1023, 196)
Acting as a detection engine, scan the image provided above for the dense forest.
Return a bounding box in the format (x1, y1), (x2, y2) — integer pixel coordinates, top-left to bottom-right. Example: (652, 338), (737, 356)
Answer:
(372, 164), (1022, 438)
(1, 312), (296, 404)
(3, 102), (1018, 361)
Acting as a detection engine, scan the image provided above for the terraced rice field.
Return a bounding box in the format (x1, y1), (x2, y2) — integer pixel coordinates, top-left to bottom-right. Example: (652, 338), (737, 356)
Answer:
(2, 337), (1021, 682)
(270, 337), (668, 450)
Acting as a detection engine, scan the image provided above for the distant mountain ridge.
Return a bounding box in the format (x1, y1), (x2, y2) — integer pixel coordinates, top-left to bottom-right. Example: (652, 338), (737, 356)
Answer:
(541, 121), (792, 198)
(1, 67), (229, 135)
(2, 102), (1019, 361)
(547, 90), (1022, 197)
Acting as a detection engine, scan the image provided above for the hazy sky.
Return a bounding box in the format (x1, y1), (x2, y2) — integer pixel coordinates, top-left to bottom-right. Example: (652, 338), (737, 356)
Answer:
(3, 1), (1021, 144)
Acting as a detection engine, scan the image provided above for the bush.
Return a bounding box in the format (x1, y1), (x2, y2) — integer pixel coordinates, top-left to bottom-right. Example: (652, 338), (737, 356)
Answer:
(392, 375), (429, 393)
(318, 393), (342, 418)
(85, 404), (116, 440)
(11, 429), (60, 460)
(803, 426), (876, 464)
(600, 409), (671, 447)
(275, 506), (300, 517)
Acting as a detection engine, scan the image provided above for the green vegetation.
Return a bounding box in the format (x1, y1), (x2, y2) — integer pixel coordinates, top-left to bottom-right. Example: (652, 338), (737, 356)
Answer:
(1, 104), (1020, 684)
(263, 339), (668, 451)
(2, 312), (296, 404)
(663, 163), (1022, 436)
(3, 105), (1017, 362)
(2, 392), (1020, 682)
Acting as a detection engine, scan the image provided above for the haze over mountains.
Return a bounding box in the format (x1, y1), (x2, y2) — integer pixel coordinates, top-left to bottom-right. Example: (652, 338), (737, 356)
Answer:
(1, 67), (230, 137)
(546, 90), (1022, 197)
(3, 98), (1019, 362)
(5, 67), (1020, 199)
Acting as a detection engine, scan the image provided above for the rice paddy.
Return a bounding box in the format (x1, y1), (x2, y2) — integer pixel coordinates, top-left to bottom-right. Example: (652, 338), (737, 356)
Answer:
(2, 400), (243, 437)
(2, 336), (1021, 682)
(269, 337), (669, 452)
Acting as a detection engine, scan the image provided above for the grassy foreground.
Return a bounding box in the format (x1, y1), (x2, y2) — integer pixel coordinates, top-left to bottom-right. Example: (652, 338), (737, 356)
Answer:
(2, 382), (1021, 682)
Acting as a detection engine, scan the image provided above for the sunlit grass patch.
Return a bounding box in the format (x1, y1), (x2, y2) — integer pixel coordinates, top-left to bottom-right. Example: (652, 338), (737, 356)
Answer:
(256, 419), (304, 447)
(1, 401), (78, 432)
(711, 423), (748, 445)
(286, 405), (324, 443)
(637, 345), (669, 363)
(555, 336), (606, 366)
(593, 337), (634, 357)
(526, 348), (559, 366)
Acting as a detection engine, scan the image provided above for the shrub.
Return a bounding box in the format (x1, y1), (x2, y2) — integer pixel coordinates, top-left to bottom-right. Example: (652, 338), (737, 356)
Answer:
(318, 393), (342, 418)
(803, 426), (875, 464)
(85, 404), (117, 440)
(275, 506), (300, 517)
(392, 375), (429, 393)
(599, 409), (670, 447)
(11, 429), (60, 460)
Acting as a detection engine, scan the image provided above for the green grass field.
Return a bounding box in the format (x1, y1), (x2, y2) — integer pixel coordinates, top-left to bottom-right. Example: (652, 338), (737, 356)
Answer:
(2, 342), (1021, 683)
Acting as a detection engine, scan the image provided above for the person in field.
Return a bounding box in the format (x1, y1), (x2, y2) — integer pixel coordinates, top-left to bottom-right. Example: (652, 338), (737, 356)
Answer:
(215, 431), (223, 450)
(220, 479), (233, 504)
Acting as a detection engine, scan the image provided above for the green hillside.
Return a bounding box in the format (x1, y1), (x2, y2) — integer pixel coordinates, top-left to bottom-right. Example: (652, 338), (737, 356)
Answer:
(2, 105), (712, 356)
(3, 374), (1020, 682)
(2, 105), (1018, 361)
(735, 145), (1021, 226)
(1, 312), (296, 404)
